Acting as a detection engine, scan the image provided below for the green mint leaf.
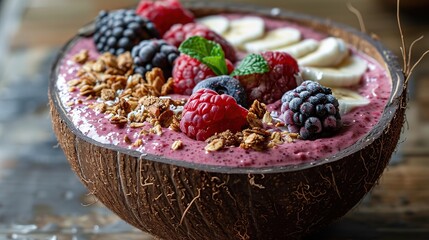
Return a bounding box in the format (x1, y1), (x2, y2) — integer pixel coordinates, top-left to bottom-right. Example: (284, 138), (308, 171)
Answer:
(230, 54), (269, 77)
(178, 36), (216, 61)
(209, 43), (225, 59)
(178, 36), (228, 75)
(203, 56), (228, 76)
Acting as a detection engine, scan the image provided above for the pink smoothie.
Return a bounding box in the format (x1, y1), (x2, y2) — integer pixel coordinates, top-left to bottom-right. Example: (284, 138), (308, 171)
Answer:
(56, 15), (391, 167)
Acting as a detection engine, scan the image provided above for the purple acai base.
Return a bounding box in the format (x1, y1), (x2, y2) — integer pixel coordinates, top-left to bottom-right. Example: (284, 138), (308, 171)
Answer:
(55, 15), (391, 167)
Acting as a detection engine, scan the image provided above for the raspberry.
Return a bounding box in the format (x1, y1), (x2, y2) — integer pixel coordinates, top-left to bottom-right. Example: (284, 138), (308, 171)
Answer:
(163, 23), (237, 62)
(172, 55), (235, 95)
(93, 9), (159, 55)
(237, 51), (299, 104)
(193, 75), (248, 108)
(180, 89), (248, 141)
(279, 81), (342, 140)
(131, 39), (179, 78)
(136, 0), (194, 36)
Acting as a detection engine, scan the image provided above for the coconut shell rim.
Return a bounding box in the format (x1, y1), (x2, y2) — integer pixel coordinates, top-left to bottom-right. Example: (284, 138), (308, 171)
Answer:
(49, 1), (405, 174)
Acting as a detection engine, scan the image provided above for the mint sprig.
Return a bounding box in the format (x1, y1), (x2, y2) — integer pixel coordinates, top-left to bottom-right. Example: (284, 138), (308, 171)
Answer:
(230, 54), (269, 77)
(201, 56), (228, 76)
(179, 36), (228, 75)
(178, 36), (269, 77)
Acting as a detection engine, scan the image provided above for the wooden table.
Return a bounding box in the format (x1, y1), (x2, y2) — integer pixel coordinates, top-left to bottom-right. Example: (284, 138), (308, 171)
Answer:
(0, 0), (428, 239)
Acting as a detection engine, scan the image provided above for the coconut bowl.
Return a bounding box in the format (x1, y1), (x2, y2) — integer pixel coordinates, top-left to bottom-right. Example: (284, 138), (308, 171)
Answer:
(49, 2), (405, 239)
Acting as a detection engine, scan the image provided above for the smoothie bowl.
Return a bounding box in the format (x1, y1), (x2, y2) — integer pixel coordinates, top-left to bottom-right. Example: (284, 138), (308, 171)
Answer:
(49, 0), (405, 239)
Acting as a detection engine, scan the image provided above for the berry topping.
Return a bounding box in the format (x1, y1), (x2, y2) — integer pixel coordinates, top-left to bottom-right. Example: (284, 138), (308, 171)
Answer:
(237, 51), (300, 104)
(131, 39), (179, 78)
(172, 36), (236, 95)
(163, 23), (237, 62)
(136, 0), (194, 36)
(279, 80), (342, 140)
(172, 55), (234, 95)
(173, 36), (274, 98)
(193, 75), (248, 108)
(172, 55), (217, 95)
(180, 89), (248, 141)
(94, 9), (159, 55)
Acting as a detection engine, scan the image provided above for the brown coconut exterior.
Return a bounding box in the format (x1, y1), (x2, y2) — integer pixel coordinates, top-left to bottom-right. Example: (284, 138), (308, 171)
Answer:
(49, 3), (406, 240)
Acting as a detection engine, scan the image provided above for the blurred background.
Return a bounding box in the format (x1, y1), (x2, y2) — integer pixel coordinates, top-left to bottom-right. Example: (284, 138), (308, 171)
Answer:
(0, 0), (428, 239)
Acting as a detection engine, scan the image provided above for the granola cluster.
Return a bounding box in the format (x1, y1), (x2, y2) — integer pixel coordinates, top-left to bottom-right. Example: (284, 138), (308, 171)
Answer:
(69, 49), (299, 152)
(205, 101), (298, 152)
(68, 50), (183, 146)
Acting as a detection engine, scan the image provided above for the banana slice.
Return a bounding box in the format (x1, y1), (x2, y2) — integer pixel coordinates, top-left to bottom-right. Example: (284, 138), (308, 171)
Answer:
(222, 16), (265, 48)
(298, 37), (349, 67)
(275, 39), (319, 58)
(300, 55), (368, 87)
(243, 27), (301, 53)
(331, 88), (370, 115)
(198, 15), (230, 35)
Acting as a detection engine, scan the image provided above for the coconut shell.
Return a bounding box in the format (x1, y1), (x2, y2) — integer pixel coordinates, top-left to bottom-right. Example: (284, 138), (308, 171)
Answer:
(49, 3), (406, 240)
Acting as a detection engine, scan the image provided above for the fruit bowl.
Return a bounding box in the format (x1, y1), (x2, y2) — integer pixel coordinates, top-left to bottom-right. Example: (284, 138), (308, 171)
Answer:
(49, 2), (405, 239)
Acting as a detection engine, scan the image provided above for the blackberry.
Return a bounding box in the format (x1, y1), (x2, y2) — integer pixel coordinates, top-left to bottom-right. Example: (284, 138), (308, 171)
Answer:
(93, 9), (159, 55)
(192, 75), (248, 108)
(131, 39), (179, 78)
(280, 80), (342, 140)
